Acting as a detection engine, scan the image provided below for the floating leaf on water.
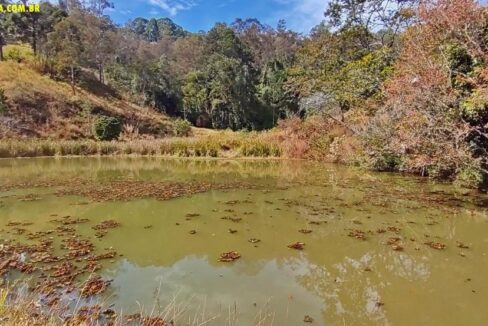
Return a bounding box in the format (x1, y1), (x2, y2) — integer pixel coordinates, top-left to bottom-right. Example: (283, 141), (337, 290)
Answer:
(288, 242), (305, 250)
(304, 315), (314, 323)
(425, 241), (447, 250)
(92, 220), (120, 238)
(81, 276), (111, 297)
(348, 230), (367, 240)
(387, 226), (401, 233)
(51, 262), (74, 278)
(386, 237), (401, 245)
(391, 244), (404, 251)
(84, 261), (101, 273)
(93, 220), (120, 230)
(103, 309), (117, 319)
(221, 217), (242, 223)
(87, 251), (117, 261)
(219, 251), (241, 262)
(386, 237), (405, 251)
(456, 241), (470, 249)
(141, 316), (169, 326)
(228, 229), (238, 234)
(185, 213), (200, 218)
(62, 237), (94, 259)
(299, 229), (312, 234)
(55, 180), (258, 202)
(125, 314), (142, 323)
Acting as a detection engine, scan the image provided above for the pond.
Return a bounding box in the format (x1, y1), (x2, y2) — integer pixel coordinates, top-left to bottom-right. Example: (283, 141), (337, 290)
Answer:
(0, 157), (487, 325)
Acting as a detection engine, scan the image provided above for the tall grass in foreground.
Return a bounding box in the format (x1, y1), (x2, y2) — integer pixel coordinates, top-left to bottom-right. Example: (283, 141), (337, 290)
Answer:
(0, 132), (283, 159)
(0, 285), (279, 326)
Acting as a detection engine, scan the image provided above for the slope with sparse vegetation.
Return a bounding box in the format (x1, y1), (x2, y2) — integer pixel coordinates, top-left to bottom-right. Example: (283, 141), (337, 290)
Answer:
(0, 44), (174, 140)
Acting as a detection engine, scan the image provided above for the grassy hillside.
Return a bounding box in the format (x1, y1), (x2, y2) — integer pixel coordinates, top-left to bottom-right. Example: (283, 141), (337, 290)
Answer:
(0, 45), (174, 140)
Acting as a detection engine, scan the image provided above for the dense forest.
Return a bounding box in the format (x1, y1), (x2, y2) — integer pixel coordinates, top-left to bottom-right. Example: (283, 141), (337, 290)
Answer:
(0, 0), (487, 188)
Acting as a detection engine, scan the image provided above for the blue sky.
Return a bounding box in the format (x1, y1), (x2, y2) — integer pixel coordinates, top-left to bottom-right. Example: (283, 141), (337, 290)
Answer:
(107, 0), (328, 34)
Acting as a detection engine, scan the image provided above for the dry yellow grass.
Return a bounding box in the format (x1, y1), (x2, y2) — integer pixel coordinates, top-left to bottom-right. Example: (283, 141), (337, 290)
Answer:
(0, 130), (283, 159)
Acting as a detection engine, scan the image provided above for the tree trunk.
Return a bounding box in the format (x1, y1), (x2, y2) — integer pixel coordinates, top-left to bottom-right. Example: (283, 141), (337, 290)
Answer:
(71, 65), (76, 95)
(0, 45), (3, 61)
(32, 23), (37, 55)
(99, 64), (104, 84)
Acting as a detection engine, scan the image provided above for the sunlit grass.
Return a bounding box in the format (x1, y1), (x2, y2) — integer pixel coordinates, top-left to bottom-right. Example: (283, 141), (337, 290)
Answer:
(0, 132), (283, 159)
(0, 289), (8, 315)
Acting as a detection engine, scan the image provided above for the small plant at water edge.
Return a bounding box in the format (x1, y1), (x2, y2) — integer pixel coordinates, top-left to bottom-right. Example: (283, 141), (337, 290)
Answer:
(173, 118), (192, 137)
(93, 115), (122, 141)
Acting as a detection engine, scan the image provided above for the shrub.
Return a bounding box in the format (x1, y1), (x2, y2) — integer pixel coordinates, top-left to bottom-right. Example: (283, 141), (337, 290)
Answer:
(0, 88), (7, 115)
(4, 44), (34, 63)
(455, 163), (484, 189)
(369, 151), (403, 172)
(5, 47), (23, 63)
(173, 118), (192, 137)
(92, 116), (122, 141)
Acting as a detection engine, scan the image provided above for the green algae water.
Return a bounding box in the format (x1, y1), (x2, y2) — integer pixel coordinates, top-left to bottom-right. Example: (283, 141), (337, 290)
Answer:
(1, 157), (488, 325)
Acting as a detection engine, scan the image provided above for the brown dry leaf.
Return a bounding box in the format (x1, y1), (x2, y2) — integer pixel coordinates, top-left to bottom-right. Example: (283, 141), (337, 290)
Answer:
(219, 251), (241, 262)
(288, 242), (305, 250)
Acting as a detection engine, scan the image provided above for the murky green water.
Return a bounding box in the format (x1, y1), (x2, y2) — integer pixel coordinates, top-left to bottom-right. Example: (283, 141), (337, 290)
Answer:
(1, 157), (488, 325)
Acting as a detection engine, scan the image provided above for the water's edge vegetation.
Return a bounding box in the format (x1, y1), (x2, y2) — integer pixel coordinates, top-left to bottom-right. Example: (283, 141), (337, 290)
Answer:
(0, 134), (282, 159)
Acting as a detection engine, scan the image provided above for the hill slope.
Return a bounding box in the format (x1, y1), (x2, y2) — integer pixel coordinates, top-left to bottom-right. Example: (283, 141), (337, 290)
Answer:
(0, 49), (174, 140)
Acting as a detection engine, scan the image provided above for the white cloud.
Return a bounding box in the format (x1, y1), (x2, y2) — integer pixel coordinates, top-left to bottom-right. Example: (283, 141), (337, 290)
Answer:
(269, 0), (328, 34)
(147, 0), (197, 16)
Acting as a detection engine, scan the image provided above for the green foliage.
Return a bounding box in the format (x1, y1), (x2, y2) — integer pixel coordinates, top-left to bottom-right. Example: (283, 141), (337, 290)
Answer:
(93, 115), (122, 141)
(46, 16), (84, 87)
(5, 47), (22, 62)
(370, 151), (403, 172)
(288, 27), (394, 114)
(461, 89), (488, 123)
(445, 42), (474, 89)
(3, 44), (34, 63)
(334, 47), (394, 108)
(181, 26), (265, 130)
(455, 163), (484, 189)
(173, 118), (192, 137)
(0, 88), (7, 115)
(1, 1), (66, 54)
(206, 23), (252, 62)
(146, 18), (160, 42)
(258, 60), (298, 122)
(128, 17), (186, 41)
